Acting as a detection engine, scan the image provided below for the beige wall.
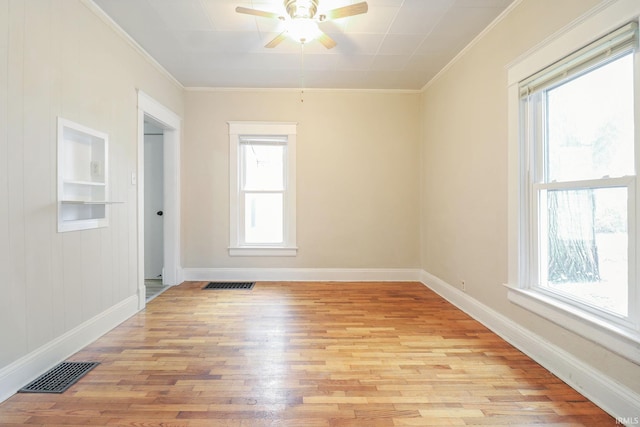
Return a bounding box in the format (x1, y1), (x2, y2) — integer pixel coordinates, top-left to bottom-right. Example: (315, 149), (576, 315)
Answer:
(420, 0), (639, 394)
(0, 0), (182, 369)
(183, 89), (421, 269)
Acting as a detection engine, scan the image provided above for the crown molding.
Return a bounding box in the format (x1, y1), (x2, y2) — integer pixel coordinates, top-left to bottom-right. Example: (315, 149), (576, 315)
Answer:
(421, 0), (524, 92)
(185, 86), (421, 94)
(81, 0), (184, 90)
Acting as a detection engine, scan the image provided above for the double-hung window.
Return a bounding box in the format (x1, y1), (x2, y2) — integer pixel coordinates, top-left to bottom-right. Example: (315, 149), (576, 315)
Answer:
(507, 17), (640, 363)
(228, 122), (297, 256)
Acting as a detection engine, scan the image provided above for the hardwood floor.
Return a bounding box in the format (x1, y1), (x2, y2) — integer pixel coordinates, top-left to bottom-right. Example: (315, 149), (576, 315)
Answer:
(145, 279), (170, 302)
(0, 281), (616, 426)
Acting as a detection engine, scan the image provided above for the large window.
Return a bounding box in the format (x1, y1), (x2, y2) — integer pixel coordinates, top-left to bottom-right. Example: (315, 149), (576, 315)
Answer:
(228, 122), (297, 256)
(507, 16), (640, 363)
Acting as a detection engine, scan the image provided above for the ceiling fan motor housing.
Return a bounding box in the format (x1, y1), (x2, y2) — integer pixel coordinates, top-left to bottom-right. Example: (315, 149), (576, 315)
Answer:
(285, 0), (319, 19)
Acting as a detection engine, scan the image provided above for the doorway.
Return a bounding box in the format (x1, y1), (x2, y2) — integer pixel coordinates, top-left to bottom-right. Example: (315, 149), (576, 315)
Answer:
(143, 120), (166, 301)
(137, 91), (181, 310)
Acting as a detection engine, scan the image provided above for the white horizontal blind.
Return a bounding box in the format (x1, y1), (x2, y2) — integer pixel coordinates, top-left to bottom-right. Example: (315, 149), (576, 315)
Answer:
(519, 21), (638, 97)
(239, 135), (287, 145)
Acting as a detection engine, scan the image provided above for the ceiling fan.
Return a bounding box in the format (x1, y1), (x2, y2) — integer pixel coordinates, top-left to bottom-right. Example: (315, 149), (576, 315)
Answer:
(236, 0), (368, 49)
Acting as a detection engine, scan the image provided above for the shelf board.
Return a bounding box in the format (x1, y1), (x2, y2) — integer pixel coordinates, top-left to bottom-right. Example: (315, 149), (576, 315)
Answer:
(60, 200), (124, 205)
(63, 180), (106, 186)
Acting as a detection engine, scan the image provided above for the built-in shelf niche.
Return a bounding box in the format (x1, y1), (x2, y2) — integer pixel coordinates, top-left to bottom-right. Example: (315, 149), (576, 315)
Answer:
(57, 117), (113, 232)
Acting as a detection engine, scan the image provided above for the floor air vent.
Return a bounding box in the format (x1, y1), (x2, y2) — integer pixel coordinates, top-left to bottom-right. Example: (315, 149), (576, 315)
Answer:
(204, 281), (255, 290)
(19, 361), (99, 393)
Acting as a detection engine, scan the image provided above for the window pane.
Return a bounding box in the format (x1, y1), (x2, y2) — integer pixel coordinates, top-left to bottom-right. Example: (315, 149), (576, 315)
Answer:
(244, 193), (283, 244)
(546, 53), (634, 182)
(242, 143), (284, 191)
(539, 187), (628, 316)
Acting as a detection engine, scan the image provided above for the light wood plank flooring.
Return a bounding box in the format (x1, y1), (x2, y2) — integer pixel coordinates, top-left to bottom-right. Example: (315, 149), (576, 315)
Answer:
(0, 281), (616, 426)
(145, 279), (170, 302)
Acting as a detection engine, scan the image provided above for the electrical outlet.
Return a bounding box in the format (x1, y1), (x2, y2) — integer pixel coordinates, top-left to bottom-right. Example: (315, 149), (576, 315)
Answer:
(461, 280), (466, 291)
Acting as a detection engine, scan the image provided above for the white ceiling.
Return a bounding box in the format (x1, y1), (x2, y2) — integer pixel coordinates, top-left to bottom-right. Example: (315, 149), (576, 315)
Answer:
(93, 0), (513, 90)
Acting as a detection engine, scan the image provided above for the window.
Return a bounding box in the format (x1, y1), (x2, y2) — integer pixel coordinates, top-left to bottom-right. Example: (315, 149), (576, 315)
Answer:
(507, 15), (640, 363)
(523, 29), (636, 321)
(228, 122), (297, 256)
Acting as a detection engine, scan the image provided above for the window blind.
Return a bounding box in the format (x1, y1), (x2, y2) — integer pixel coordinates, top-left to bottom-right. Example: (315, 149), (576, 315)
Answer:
(519, 21), (638, 98)
(239, 135), (287, 145)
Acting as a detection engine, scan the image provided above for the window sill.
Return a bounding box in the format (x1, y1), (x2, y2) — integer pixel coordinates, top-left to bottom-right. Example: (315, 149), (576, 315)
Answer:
(228, 246), (298, 257)
(505, 284), (640, 364)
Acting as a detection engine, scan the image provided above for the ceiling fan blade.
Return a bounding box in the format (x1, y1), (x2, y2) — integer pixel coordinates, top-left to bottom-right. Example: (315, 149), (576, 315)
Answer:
(317, 32), (337, 49)
(320, 2), (368, 21)
(235, 6), (282, 20)
(265, 32), (288, 48)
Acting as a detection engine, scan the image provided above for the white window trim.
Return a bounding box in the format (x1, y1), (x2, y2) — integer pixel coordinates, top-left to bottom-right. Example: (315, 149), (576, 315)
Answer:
(506, 0), (640, 364)
(228, 121), (297, 257)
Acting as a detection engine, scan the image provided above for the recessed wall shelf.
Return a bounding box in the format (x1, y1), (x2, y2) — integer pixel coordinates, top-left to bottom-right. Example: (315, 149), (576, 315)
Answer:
(57, 118), (114, 232)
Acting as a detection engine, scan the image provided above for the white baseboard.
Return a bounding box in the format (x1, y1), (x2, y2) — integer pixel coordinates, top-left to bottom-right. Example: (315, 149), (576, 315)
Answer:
(181, 267), (422, 282)
(0, 295), (138, 403)
(419, 270), (640, 422)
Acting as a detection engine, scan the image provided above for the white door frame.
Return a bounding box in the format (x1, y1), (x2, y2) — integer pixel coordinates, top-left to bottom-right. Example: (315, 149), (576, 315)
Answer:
(137, 90), (182, 310)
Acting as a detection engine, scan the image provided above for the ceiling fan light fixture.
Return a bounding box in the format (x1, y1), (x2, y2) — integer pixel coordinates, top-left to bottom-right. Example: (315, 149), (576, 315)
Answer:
(285, 0), (318, 19)
(287, 18), (321, 44)
(237, 0), (368, 49)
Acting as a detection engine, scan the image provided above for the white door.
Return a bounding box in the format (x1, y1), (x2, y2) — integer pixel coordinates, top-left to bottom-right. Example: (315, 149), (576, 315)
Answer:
(144, 132), (164, 280)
